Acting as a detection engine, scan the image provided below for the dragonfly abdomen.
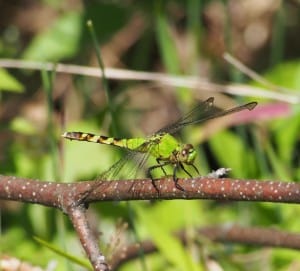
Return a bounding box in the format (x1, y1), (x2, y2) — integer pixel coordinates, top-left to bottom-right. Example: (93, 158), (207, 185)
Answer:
(62, 131), (146, 150)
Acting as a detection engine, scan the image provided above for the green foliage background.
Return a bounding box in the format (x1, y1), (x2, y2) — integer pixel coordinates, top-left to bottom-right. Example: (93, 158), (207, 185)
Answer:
(1, 1), (300, 270)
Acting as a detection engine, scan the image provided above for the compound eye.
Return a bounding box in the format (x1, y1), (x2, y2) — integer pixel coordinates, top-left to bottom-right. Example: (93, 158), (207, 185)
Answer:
(181, 149), (188, 157)
(185, 144), (194, 152)
(181, 144), (194, 158)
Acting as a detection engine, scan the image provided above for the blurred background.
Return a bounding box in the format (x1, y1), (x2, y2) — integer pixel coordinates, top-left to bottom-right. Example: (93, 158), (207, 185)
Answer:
(1, 1), (300, 270)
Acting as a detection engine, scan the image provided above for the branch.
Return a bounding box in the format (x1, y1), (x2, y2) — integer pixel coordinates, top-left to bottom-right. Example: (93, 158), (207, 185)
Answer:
(68, 205), (109, 271)
(1, 175), (300, 204)
(2, 174), (300, 270)
(110, 224), (300, 270)
(0, 175), (109, 270)
(78, 176), (300, 204)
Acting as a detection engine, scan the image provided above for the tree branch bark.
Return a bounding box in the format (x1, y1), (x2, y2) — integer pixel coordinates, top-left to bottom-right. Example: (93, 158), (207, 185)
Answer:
(2, 174), (300, 270)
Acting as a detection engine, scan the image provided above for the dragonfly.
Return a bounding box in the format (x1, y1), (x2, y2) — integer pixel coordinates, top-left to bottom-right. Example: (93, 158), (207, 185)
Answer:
(62, 97), (257, 192)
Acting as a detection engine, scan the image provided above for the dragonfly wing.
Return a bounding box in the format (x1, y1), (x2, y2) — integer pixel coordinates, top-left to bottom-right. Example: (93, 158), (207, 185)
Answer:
(98, 140), (155, 181)
(157, 97), (214, 134)
(158, 97), (257, 135)
(98, 151), (133, 181)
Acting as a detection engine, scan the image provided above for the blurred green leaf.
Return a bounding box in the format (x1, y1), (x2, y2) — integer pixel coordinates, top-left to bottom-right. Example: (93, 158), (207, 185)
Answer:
(272, 249), (300, 270)
(22, 3), (130, 62)
(273, 114), (300, 167)
(23, 11), (83, 61)
(260, 60), (300, 89)
(28, 205), (49, 238)
(209, 130), (256, 177)
(34, 236), (92, 270)
(12, 144), (42, 178)
(0, 228), (59, 267)
(265, 142), (291, 181)
(154, 3), (181, 74)
(136, 201), (204, 271)
(10, 117), (37, 135)
(83, 3), (129, 43)
(0, 68), (24, 92)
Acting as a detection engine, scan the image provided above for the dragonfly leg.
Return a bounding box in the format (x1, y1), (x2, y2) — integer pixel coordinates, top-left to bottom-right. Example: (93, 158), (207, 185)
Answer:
(156, 158), (167, 176)
(180, 163), (192, 178)
(181, 163), (200, 177)
(191, 164), (200, 175)
(148, 161), (174, 194)
(147, 165), (165, 194)
(173, 164), (185, 191)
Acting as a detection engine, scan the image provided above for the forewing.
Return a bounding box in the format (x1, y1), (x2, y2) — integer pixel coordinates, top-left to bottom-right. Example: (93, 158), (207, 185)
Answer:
(158, 97), (257, 135)
(157, 97), (214, 134)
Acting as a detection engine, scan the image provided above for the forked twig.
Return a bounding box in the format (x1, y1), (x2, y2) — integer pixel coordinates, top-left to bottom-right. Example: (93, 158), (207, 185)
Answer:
(110, 224), (300, 270)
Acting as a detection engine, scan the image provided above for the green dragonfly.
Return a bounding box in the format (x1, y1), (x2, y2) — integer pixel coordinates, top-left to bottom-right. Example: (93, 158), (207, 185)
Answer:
(62, 97), (257, 192)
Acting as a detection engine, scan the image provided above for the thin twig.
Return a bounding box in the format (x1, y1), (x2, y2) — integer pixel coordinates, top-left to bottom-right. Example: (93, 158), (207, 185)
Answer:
(68, 205), (109, 271)
(223, 53), (282, 90)
(110, 224), (300, 270)
(0, 59), (299, 103)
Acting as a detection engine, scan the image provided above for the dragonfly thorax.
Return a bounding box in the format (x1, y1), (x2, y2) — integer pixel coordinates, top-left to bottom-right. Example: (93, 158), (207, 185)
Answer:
(173, 143), (196, 165)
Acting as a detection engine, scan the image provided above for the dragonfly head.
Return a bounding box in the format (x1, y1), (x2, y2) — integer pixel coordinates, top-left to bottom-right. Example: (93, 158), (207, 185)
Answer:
(179, 144), (196, 164)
